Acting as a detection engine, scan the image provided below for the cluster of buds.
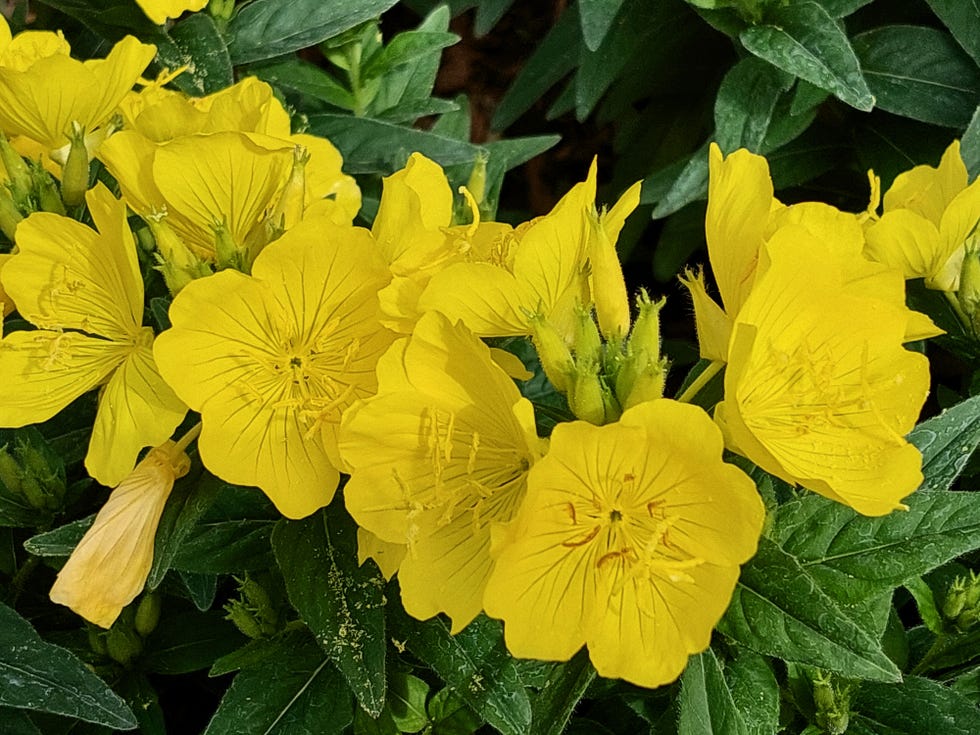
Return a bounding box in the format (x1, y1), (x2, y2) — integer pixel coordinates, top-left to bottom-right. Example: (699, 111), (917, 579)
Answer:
(225, 574), (282, 639)
(0, 432), (65, 515)
(943, 571), (980, 632)
(0, 134), (76, 241)
(528, 289), (669, 426)
(958, 232), (980, 337)
(811, 670), (852, 735)
(87, 592), (162, 667)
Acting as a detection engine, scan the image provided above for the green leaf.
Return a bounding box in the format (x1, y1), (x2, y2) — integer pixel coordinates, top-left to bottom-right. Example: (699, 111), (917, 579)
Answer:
(775, 491), (980, 600)
(528, 650), (595, 735)
(33, 0), (161, 40)
(740, 1), (874, 111)
(904, 576), (943, 635)
(579, 0), (626, 51)
(474, 0), (517, 36)
(718, 538), (901, 682)
(226, 0), (399, 65)
(492, 7), (580, 130)
(116, 674), (165, 735)
(180, 570), (218, 611)
(250, 59), (354, 110)
(0, 602), (136, 729)
(961, 105), (980, 181)
(909, 394), (980, 492)
(851, 676), (980, 733)
(725, 651), (780, 735)
(149, 472), (224, 588)
(714, 57), (794, 152)
(388, 609), (531, 735)
(0, 707), (42, 734)
(142, 610), (246, 675)
(306, 114), (485, 174)
(158, 13), (233, 96)
(23, 516), (93, 557)
(271, 503), (387, 716)
(650, 142), (709, 219)
(924, 0), (980, 66)
(816, 0), (875, 17)
(361, 31), (458, 81)
(172, 519), (275, 573)
(388, 673), (429, 733)
(852, 25), (980, 128)
(652, 203), (706, 283)
(677, 648), (749, 735)
(203, 630), (353, 735)
(427, 687), (482, 735)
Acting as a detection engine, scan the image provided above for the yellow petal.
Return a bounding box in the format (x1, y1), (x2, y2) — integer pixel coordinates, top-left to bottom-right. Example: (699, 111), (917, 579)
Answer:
(884, 140), (967, 225)
(678, 268), (731, 362)
(135, 0), (208, 25)
(357, 527), (406, 581)
(50, 441), (190, 628)
(865, 210), (945, 280)
(292, 132), (361, 224)
(419, 263), (533, 337)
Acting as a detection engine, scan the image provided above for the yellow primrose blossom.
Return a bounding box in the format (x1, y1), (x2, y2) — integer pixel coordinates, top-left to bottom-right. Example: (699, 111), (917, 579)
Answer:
(715, 225), (930, 516)
(340, 312), (543, 631)
(154, 217), (395, 519)
(865, 140), (980, 291)
(483, 399), (763, 687)
(0, 22), (154, 152)
(419, 160), (639, 343)
(0, 253), (12, 317)
(49, 439), (191, 628)
(0, 184), (186, 486)
(135, 0), (208, 25)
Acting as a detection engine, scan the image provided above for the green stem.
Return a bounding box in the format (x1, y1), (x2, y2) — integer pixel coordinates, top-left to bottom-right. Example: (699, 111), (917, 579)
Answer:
(675, 360), (725, 404)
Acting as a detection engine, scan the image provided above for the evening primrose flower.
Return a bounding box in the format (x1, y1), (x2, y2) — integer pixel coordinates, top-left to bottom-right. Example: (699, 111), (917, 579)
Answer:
(49, 439), (192, 628)
(715, 225), (930, 516)
(154, 216), (395, 519)
(865, 140), (980, 291)
(136, 0), (208, 25)
(419, 160), (639, 343)
(483, 399), (763, 687)
(0, 184), (186, 486)
(340, 312), (543, 631)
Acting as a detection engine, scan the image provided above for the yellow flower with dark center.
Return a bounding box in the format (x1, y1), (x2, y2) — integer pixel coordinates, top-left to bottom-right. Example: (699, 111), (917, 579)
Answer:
(340, 311), (544, 631)
(154, 217), (395, 519)
(49, 439), (191, 628)
(0, 184), (186, 486)
(483, 399), (763, 687)
(715, 225), (930, 516)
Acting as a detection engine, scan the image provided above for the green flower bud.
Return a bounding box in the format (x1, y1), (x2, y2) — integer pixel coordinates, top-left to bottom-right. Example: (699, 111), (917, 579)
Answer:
(0, 434), (65, 512)
(106, 622), (143, 666)
(148, 213), (212, 294)
(811, 671), (851, 735)
(86, 625), (108, 657)
(212, 218), (245, 272)
(568, 359), (621, 425)
(622, 357), (668, 410)
(134, 593), (162, 637)
(0, 134), (33, 207)
(61, 121), (91, 207)
(628, 290), (665, 358)
(30, 163), (66, 216)
(526, 311), (574, 393)
(0, 189), (23, 242)
(944, 577), (968, 620)
(573, 304), (602, 365)
(0, 446), (22, 496)
(225, 600), (265, 639)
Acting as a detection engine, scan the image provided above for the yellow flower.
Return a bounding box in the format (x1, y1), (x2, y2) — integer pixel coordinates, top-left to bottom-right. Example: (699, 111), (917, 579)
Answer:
(0, 253), (12, 317)
(135, 0), (208, 25)
(0, 22), (155, 151)
(340, 311), (543, 631)
(0, 184), (186, 486)
(865, 140), (980, 291)
(483, 399), (763, 688)
(49, 440), (191, 628)
(419, 160), (638, 342)
(154, 217), (395, 519)
(715, 225), (930, 516)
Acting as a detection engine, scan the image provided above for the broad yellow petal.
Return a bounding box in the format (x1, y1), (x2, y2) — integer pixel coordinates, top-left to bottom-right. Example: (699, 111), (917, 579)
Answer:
(419, 263), (533, 337)
(135, 0), (208, 25)
(678, 268), (731, 362)
(865, 210), (945, 280)
(884, 140), (967, 225)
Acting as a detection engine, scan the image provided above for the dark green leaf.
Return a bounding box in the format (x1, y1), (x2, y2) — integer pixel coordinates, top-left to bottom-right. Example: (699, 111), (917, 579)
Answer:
(361, 31), (458, 81)
(474, 0), (517, 36)
(427, 687), (482, 735)
(375, 98), (460, 124)
(740, 1), (873, 111)
(272, 503), (387, 716)
(306, 114), (485, 174)
(209, 636), (281, 678)
(149, 471), (224, 588)
(726, 651), (780, 735)
(180, 570), (218, 611)
(714, 57), (794, 152)
(203, 631), (353, 735)
(388, 609), (531, 735)
(651, 142), (709, 219)
(652, 203), (706, 283)
(142, 610), (246, 675)
(250, 59), (354, 110)
(172, 519), (275, 573)
(718, 538), (901, 682)
(904, 576), (943, 635)
(0, 707), (42, 734)
(116, 674), (165, 735)
(852, 676), (980, 733)
(24, 516), (93, 557)
(226, 0), (399, 65)
(492, 8), (580, 130)
(961, 105), (980, 181)
(924, 0), (980, 66)
(159, 13), (233, 96)
(775, 490), (980, 600)
(909, 394), (980, 492)
(852, 25), (980, 128)
(34, 0), (160, 40)
(677, 648), (749, 735)
(816, 0), (875, 16)
(0, 602), (136, 729)
(528, 650), (595, 735)
(579, 0), (626, 51)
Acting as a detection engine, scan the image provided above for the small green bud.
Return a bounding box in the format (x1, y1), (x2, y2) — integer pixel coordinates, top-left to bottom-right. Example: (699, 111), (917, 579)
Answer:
(30, 163), (66, 216)
(0, 434), (65, 512)
(148, 213), (211, 293)
(944, 577), (968, 620)
(0, 445), (23, 496)
(622, 357), (668, 410)
(0, 189), (23, 241)
(568, 359), (620, 425)
(208, 0), (236, 23)
(105, 623), (143, 666)
(526, 311), (574, 393)
(0, 134), (33, 207)
(225, 600), (266, 639)
(811, 670), (851, 735)
(225, 575), (280, 638)
(628, 290), (665, 358)
(134, 593), (162, 637)
(86, 625), (108, 656)
(959, 242), (980, 333)
(573, 304), (602, 366)
(212, 218), (244, 272)
(61, 122), (91, 207)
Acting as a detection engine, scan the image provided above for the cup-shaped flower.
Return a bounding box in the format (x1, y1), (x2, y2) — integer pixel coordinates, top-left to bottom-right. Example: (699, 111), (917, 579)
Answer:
(340, 311), (544, 631)
(0, 184), (187, 486)
(715, 226), (930, 516)
(419, 160), (639, 343)
(483, 399), (763, 687)
(154, 217), (395, 519)
(49, 440), (191, 628)
(0, 22), (155, 151)
(865, 140), (980, 291)
(136, 0), (207, 25)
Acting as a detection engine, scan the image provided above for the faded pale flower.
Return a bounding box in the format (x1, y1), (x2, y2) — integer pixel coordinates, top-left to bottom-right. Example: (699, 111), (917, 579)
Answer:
(0, 184), (186, 486)
(715, 225), (930, 516)
(484, 399), (763, 687)
(154, 217), (395, 519)
(49, 441), (191, 628)
(340, 312), (543, 631)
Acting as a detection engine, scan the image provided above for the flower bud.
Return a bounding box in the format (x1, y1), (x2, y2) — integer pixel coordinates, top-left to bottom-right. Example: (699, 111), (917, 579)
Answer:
(106, 622), (143, 666)
(573, 304), (602, 366)
(960, 241), (980, 335)
(587, 207), (630, 341)
(0, 190), (23, 242)
(526, 311), (574, 393)
(568, 359), (620, 425)
(212, 218), (245, 272)
(628, 290), (665, 358)
(30, 163), (66, 216)
(0, 134), (33, 207)
(148, 212), (211, 294)
(272, 145), (310, 231)
(621, 357), (668, 410)
(134, 592), (162, 636)
(944, 577), (967, 620)
(61, 122), (91, 207)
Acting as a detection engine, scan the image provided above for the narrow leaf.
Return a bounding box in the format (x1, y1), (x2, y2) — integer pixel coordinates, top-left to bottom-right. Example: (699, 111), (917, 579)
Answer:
(579, 0), (626, 51)
(678, 649), (749, 735)
(909, 394), (980, 492)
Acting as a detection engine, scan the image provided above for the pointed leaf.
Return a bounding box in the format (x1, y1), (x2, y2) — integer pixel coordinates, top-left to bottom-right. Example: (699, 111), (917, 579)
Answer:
(159, 13), (233, 96)
(579, 0), (626, 51)
(678, 649), (750, 735)
(0, 602), (136, 729)
(740, 1), (874, 111)
(909, 394), (980, 492)
(714, 57), (794, 152)
(528, 650), (595, 735)
(142, 610), (246, 675)
(924, 0), (980, 66)
(271, 503), (387, 716)
(251, 59), (354, 111)
(851, 676), (980, 734)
